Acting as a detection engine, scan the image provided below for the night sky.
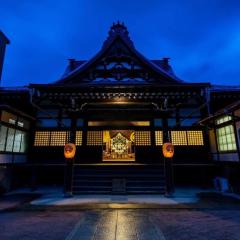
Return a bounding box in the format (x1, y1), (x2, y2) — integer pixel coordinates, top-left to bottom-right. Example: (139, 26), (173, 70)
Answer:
(0, 0), (240, 87)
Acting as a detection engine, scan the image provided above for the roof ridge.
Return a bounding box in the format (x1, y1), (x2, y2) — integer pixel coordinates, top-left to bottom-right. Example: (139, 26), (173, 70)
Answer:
(54, 23), (183, 84)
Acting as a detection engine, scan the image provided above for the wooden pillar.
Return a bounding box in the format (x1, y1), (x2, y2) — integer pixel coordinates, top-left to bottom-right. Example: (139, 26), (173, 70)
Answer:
(64, 113), (76, 197)
(163, 113), (174, 196)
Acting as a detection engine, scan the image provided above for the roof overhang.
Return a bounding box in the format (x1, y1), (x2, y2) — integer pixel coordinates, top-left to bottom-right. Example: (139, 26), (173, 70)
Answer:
(199, 100), (240, 125)
(0, 104), (35, 120)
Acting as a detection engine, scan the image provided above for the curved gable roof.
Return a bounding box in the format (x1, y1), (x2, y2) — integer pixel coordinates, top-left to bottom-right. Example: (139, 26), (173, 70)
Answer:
(56, 22), (183, 85)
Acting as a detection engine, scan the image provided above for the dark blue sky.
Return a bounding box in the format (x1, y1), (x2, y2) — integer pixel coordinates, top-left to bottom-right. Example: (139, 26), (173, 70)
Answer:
(1, 0), (240, 86)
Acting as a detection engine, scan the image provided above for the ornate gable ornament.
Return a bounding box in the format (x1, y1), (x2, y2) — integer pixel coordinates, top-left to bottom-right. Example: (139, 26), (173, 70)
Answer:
(102, 21), (134, 49)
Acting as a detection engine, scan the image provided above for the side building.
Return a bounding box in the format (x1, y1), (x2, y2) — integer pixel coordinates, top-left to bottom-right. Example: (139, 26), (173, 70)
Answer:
(201, 87), (240, 192)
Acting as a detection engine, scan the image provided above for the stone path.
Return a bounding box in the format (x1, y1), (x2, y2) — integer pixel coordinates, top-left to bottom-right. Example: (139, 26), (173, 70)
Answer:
(1, 208), (240, 239)
(65, 210), (166, 240)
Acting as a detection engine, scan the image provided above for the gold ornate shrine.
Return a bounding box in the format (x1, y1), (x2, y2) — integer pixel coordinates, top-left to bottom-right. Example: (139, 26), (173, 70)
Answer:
(103, 130), (135, 161)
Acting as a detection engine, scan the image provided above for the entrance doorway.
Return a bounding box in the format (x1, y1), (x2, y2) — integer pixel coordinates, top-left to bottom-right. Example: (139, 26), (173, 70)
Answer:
(102, 130), (135, 162)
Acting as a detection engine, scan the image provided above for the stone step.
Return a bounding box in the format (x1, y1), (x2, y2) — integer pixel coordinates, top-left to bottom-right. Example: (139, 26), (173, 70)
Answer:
(73, 174), (165, 179)
(73, 179), (165, 184)
(72, 165), (166, 195)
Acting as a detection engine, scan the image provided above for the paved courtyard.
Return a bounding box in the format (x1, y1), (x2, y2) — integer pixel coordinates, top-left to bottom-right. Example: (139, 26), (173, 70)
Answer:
(1, 208), (240, 240)
(1, 189), (240, 240)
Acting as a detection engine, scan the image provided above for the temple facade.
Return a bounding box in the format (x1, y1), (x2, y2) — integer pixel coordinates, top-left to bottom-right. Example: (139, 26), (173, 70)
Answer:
(0, 23), (239, 194)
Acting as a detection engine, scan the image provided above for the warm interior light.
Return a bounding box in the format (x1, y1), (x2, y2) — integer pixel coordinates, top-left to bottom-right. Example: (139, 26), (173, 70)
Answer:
(50, 131), (67, 146)
(135, 131), (151, 146)
(155, 131), (163, 145)
(187, 131), (204, 145)
(171, 131), (187, 145)
(34, 131), (50, 146)
(75, 131), (83, 146)
(87, 131), (103, 145)
(162, 142), (174, 158)
(102, 130), (135, 162)
(64, 143), (76, 159)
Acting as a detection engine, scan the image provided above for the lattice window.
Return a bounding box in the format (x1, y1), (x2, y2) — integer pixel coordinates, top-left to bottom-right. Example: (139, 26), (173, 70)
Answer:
(34, 131), (50, 146)
(216, 125), (237, 151)
(216, 115), (232, 125)
(65, 131), (76, 143)
(171, 131), (187, 145)
(87, 131), (102, 146)
(50, 131), (67, 146)
(135, 131), (151, 146)
(155, 131), (163, 146)
(66, 131), (70, 143)
(187, 131), (204, 145)
(75, 131), (83, 146)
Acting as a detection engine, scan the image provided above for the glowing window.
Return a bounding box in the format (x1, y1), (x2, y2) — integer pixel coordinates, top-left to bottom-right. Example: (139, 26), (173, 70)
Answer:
(187, 131), (204, 145)
(76, 131), (83, 146)
(13, 130), (22, 152)
(87, 131), (102, 145)
(50, 131), (67, 146)
(171, 131), (187, 145)
(5, 128), (15, 151)
(135, 131), (151, 146)
(0, 125), (7, 151)
(216, 125), (237, 151)
(66, 131), (70, 143)
(1, 111), (17, 124)
(155, 131), (163, 145)
(20, 132), (27, 153)
(34, 131), (50, 146)
(216, 115), (232, 125)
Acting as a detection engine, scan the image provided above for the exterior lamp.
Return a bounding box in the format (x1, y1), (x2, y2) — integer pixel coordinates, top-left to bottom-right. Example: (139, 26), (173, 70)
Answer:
(64, 143), (76, 159)
(162, 142), (174, 158)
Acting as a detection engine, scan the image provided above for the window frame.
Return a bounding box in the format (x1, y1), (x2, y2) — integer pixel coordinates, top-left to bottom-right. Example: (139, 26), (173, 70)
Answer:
(0, 123), (28, 154)
(216, 124), (237, 153)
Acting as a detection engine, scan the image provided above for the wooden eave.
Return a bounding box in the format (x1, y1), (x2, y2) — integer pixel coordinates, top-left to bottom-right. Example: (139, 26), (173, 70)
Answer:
(0, 104), (35, 120)
(199, 100), (240, 125)
(29, 82), (210, 90)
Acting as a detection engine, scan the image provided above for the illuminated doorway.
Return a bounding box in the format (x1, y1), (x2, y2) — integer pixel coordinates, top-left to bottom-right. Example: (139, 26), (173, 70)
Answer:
(103, 130), (135, 161)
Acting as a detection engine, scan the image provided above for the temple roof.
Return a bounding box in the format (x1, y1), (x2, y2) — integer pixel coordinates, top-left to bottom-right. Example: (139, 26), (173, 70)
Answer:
(56, 22), (183, 85)
(0, 31), (10, 44)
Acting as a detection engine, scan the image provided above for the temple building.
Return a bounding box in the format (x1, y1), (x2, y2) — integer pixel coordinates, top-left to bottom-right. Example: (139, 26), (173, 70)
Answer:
(0, 23), (240, 194)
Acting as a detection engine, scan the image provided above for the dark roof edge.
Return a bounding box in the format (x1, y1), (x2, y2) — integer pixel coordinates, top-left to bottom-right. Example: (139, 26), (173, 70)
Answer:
(0, 31), (10, 44)
(0, 86), (29, 92)
(29, 82), (211, 89)
(211, 84), (240, 91)
(199, 100), (240, 125)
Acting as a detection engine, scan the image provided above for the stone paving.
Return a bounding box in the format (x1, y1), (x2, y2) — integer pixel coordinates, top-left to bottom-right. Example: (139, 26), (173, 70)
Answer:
(1, 208), (240, 240)
(1, 188), (240, 239)
(0, 193), (40, 211)
(65, 210), (165, 240)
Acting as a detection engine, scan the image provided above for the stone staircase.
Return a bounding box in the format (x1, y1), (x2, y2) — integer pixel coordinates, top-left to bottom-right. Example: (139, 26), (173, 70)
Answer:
(72, 164), (165, 194)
